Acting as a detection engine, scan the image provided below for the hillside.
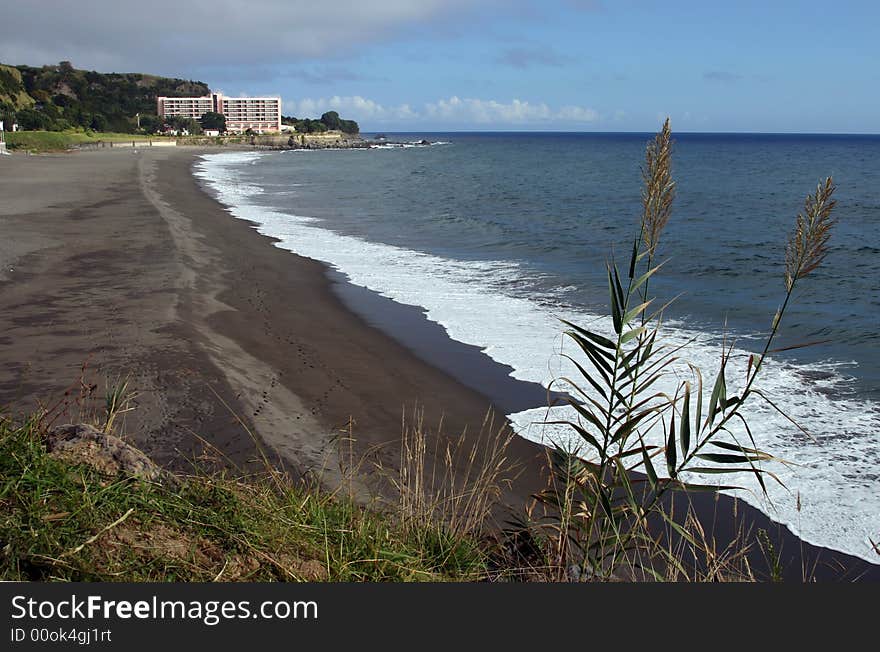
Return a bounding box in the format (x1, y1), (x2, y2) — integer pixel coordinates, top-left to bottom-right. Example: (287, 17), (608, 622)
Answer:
(0, 61), (209, 133)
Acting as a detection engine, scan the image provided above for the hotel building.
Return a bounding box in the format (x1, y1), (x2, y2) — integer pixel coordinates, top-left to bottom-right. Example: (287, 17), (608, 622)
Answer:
(157, 92), (282, 133)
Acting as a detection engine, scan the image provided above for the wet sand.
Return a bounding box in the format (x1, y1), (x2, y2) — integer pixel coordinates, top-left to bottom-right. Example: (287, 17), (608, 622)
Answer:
(0, 147), (876, 580)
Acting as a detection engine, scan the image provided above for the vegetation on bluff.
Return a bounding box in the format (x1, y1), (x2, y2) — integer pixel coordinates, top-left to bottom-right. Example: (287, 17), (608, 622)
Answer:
(1, 61), (361, 138)
(0, 61), (208, 134)
(282, 110), (359, 135)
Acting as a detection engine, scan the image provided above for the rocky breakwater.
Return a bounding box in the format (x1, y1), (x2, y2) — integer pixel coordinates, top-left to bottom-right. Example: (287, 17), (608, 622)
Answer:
(254, 131), (367, 150)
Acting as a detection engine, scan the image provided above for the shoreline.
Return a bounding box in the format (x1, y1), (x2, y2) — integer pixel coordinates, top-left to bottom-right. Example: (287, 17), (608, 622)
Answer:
(1, 147), (877, 580)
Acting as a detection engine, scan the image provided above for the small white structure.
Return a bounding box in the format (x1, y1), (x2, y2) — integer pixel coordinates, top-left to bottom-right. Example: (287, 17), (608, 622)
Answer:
(204, 129), (220, 137)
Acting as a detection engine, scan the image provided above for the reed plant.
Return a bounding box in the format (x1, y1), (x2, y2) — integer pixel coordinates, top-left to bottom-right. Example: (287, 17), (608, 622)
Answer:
(519, 119), (837, 581)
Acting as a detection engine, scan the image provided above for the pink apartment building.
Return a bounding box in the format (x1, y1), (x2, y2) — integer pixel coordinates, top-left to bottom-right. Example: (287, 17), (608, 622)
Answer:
(157, 92), (282, 133)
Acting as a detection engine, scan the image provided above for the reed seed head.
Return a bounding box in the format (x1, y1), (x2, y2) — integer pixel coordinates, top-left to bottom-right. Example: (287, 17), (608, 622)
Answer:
(641, 118), (676, 256)
(784, 177), (836, 291)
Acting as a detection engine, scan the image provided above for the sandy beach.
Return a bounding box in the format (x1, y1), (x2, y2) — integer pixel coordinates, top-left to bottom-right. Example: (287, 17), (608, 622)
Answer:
(0, 148), (547, 493)
(1, 147), (876, 580)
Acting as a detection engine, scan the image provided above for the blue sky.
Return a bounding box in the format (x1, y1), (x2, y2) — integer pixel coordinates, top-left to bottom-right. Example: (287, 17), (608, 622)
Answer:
(3, 0), (878, 132)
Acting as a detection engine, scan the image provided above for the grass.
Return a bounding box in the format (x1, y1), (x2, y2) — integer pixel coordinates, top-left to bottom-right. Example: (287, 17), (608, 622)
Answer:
(0, 415), (490, 582)
(5, 129), (173, 152)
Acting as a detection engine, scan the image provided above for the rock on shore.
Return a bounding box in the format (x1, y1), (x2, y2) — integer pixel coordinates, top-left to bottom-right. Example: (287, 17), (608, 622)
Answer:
(46, 423), (173, 483)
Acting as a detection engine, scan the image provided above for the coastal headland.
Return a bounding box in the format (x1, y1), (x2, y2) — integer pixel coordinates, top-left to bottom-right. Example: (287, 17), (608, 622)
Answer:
(1, 148), (877, 580)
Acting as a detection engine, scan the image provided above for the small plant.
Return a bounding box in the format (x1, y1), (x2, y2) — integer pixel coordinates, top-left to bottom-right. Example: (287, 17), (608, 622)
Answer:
(103, 377), (138, 434)
(757, 529), (784, 582)
(520, 119), (837, 581)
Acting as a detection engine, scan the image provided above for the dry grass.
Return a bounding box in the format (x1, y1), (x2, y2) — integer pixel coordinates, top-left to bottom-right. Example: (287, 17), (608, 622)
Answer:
(384, 408), (517, 539)
(0, 412), (494, 582)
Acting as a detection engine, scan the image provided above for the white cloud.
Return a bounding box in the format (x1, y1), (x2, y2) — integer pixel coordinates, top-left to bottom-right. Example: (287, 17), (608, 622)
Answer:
(425, 96), (598, 126)
(285, 96), (417, 121)
(556, 105), (600, 122)
(0, 0), (489, 71)
(287, 94), (599, 128)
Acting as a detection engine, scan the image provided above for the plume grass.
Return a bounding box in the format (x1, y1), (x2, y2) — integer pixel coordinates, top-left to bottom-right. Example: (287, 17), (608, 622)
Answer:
(513, 119), (838, 581)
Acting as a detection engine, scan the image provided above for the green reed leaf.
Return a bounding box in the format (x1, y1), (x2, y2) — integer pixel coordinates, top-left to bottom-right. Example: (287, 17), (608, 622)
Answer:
(628, 238), (638, 278)
(620, 325), (647, 345)
(659, 511), (698, 547)
(689, 363), (703, 437)
(560, 319), (616, 350)
(640, 329), (657, 364)
(598, 487), (616, 521)
(569, 400), (606, 435)
(581, 344), (613, 385)
(618, 444), (658, 460)
(666, 409), (677, 476)
(709, 440), (771, 459)
(608, 266), (623, 334)
(673, 482), (740, 491)
(641, 447), (658, 489)
(561, 355), (608, 401)
(623, 300), (653, 326)
(613, 265), (626, 310)
(695, 453), (759, 464)
(631, 261), (665, 294)
(546, 420), (602, 453)
(680, 381), (691, 457)
(707, 364), (727, 424)
(612, 409), (654, 445)
(568, 331), (615, 362)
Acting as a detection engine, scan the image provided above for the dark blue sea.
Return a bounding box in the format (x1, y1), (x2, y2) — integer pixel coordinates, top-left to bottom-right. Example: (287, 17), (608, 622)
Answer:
(195, 132), (880, 563)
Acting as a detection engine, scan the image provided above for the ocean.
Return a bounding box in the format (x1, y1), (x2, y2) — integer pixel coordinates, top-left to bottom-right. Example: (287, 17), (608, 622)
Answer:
(194, 132), (880, 564)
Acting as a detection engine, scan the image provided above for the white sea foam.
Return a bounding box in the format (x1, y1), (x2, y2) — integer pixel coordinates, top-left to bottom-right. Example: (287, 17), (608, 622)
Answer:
(194, 151), (880, 565)
(368, 140), (450, 149)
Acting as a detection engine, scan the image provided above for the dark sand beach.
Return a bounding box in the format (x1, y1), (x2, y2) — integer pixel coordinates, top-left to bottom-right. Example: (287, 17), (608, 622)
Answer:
(1, 147), (877, 580)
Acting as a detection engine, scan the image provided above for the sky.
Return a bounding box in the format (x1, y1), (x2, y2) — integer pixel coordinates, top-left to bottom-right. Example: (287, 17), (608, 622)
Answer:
(2, 0), (878, 132)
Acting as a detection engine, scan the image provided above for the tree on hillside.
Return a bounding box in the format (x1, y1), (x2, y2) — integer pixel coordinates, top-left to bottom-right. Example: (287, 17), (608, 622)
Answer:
(282, 112), (358, 134)
(89, 114), (108, 132)
(319, 111), (359, 134)
(338, 118), (359, 134)
(166, 115), (202, 135)
(295, 118), (327, 133)
(15, 108), (49, 130)
(200, 111), (226, 132)
(8, 62), (211, 134)
(139, 114), (162, 134)
(0, 103), (15, 129)
(320, 110), (340, 130)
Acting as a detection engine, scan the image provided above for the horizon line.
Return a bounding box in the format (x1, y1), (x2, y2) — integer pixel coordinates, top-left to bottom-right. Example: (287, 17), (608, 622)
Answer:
(359, 129), (880, 137)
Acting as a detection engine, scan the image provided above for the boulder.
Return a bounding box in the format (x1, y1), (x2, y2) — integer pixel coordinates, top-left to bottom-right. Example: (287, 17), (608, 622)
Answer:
(46, 423), (172, 484)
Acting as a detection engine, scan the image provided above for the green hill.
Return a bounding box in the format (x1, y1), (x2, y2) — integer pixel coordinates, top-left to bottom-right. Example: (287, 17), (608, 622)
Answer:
(0, 61), (209, 133)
